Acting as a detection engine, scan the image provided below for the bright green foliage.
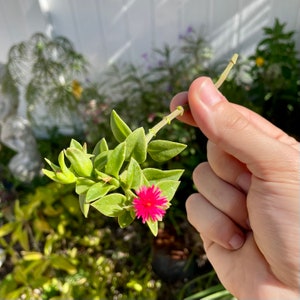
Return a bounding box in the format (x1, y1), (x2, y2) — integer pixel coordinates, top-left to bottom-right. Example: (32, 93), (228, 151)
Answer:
(148, 140), (187, 162)
(64, 147), (93, 177)
(125, 128), (147, 163)
(85, 182), (116, 203)
(105, 142), (126, 178)
(142, 168), (184, 182)
(156, 180), (181, 202)
(110, 110), (133, 142)
(0, 183), (161, 299)
(43, 110), (186, 235)
(43, 151), (76, 184)
(124, 158), (144, 189)
(91, 193), (126, 217)
(146, 219), (159, 236)
(118, 210), (135, 228)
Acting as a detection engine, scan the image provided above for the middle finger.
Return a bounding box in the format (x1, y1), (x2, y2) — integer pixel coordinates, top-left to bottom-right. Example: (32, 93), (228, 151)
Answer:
(207, 141), (251, 193)
(193, 162), (249, 229)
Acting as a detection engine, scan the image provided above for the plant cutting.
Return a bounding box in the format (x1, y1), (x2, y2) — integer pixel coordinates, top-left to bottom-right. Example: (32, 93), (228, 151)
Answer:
(43, 54), (238, 236)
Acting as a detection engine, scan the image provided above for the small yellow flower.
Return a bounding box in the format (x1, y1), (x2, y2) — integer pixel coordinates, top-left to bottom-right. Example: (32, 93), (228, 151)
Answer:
(255, 56), (264, 67)
(72, 80), (83, 100)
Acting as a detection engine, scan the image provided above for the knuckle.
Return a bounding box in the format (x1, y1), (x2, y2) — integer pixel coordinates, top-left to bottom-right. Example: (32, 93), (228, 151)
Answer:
(192, 162), (210, 182)
(224, 111), (250, 132)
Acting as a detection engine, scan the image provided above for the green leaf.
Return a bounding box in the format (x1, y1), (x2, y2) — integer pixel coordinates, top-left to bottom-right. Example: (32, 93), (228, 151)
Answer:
(33, 260), (51, 279)
(20, 231), (29, 251)
(105, 142), (126, 178)
(94, 150), (110, 171)
(143, 168), (184, 184)
(6, 287), (28, 298)
(118, 210), (135, 228)
(125, 158), (144, 189)
(70, 139), (84, 151)
(32, 259), (51, 279)
(156, 180), (180, 201)
(64, 148), (93, 177)
(125, 127), (147, 163)
(42, 151), (76, 184)
(147, 220), (158, 236)
(22, 251), (44, 261)
(147, 140), (186, 162)
(14, 200), (24, 220)
(79, 194), (90, 217)
(91, 193), (126, 217)
(75, 178), (95, 194)
(42, 169), (76, 184)
(44, 158), (60, 172)
(55, 171), (76, 184)
(12, 224), (29, 250)
(110, 110), (132, 143)
(85, 182), (116, 203)
(50, 254), (77, 274)
(0, 222), (16, 237)
(42, 169), (57, 181)
(92, 138), (109, 157)
(44, 237), (54, 256)
(58, 151), (70, 174)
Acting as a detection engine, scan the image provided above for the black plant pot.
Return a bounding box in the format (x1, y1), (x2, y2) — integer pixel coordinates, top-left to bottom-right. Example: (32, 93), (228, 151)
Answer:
(151, 227), (201, 284)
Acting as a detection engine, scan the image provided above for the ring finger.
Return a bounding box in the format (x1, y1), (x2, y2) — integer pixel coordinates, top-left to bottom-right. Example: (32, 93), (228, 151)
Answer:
(193, 162), (249, 229)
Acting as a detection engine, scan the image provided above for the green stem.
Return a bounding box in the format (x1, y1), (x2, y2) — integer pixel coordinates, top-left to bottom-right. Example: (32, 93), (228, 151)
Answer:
(146, 106), (184, 143)
(146, 53), (238, 142)
(215, 53), (238, 89)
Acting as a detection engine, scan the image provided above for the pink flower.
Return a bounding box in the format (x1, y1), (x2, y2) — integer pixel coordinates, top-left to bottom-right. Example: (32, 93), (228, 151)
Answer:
(133, 185), (168, 223)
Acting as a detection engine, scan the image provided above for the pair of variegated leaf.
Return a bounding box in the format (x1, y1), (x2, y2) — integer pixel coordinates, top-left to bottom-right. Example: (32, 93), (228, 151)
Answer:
(43, 110), (186, 235)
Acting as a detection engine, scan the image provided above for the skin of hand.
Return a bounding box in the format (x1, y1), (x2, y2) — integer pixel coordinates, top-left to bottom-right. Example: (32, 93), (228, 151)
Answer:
(170, 77), (300, 300)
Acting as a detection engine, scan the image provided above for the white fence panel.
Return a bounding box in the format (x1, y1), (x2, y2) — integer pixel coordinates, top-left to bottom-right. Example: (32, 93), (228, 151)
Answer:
(0, 0), (299, 76)
(0, 0), (46, 60)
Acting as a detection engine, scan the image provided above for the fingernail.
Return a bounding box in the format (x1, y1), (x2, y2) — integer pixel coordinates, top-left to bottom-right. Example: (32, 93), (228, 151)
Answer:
(229, 234), (244, 250)
(198, 78), (223, 106)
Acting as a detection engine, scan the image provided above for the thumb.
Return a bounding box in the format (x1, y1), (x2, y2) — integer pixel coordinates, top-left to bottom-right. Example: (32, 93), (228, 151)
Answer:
(188, 77), (297, 179)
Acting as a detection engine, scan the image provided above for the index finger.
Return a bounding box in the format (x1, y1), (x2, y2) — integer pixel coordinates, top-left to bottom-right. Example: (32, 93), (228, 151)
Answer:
(187, 77), (299, 179)
(170, 87), (298, 149)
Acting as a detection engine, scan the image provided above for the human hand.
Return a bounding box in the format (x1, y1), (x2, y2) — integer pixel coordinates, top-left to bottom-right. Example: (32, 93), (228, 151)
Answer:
(170, 77), (300, 299)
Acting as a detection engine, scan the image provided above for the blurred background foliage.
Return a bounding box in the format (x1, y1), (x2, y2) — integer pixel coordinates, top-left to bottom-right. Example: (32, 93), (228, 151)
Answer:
(0, 19), (299, 299)
(2, 33), (87, 134)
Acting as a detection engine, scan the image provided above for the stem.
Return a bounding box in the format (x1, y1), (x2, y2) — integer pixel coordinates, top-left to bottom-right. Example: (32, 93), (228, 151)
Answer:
(146, 53), (238, 142)
(214, 53), (238, 89)
(146, 106), (184, 143)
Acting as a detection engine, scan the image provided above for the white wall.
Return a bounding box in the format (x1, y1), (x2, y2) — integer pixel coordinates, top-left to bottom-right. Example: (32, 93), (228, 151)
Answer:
(0, 0), (47, 60)
(1, 0), (300, 79)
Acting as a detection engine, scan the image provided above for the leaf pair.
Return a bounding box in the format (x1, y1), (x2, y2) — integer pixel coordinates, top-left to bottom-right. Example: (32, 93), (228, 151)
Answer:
(111, 110), (186, 163)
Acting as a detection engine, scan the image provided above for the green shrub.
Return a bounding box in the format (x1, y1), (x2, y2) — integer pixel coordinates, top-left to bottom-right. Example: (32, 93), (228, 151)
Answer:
(248, 18), (300, 137)
(0, 182), (160, 299)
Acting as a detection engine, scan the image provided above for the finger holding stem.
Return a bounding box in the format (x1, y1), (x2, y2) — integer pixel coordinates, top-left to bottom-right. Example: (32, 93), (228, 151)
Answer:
(146, 53), (239, 142)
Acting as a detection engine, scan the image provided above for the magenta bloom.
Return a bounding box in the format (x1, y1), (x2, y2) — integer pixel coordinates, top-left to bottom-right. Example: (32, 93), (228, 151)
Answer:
(133, 185), (168, 223)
